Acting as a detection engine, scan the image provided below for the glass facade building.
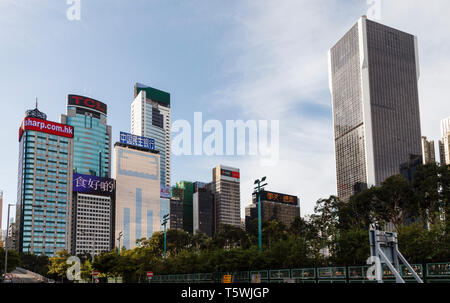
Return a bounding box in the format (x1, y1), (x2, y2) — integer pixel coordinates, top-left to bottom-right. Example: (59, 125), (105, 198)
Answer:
(61, 95), (111, 178)
(61, 95), (113, 255)
(16, 108), (73, 256)
(192, 182), (215, 237)
(328, 16), (422, 201)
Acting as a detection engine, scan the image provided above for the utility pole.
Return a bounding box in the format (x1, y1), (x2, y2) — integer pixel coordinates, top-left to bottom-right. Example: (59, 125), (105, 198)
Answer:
(117, 231), (123, 254)
(161, 214), (169, 258)
(253, 177), (267, 253)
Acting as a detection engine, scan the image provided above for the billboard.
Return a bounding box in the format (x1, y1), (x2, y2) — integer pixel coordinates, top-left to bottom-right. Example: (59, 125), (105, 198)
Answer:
(73, 173), (115, 196)
(259, 190), (298, 205)
(68, 94), (107, 115)
(160, 185), (171, 198)
(19, 117), (74, 141)
(120, 131), (155, 151)
(220, 168), (240, 179)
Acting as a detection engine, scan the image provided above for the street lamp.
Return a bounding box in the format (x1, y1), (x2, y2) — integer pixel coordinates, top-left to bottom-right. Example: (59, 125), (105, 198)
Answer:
(4, 204), (15, 279)
(161, 214), (170, 258)
(117, 231), (123, 255)
(254, 177), (268, 253)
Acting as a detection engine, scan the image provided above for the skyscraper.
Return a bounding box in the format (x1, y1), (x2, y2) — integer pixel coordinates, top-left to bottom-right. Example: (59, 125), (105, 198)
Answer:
(61, 94), (111, 178)
(192, 182), (215, 237)
(61, 94), (114, 256)
(439, 117), (450, 165)
(211, 165), (241, 230)
(172, 181), (194, 233)
(16, 106), (74, 256)
(131, 83), (171, 187)
(328, 16), (422, 201)
(113, 140), (161, 250)
(421, 136), (435, 164)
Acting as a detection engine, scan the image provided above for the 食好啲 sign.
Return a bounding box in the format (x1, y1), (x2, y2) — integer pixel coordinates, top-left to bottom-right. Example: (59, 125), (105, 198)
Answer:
(120, 131), (155, 150)
(73, 173), (115, 196)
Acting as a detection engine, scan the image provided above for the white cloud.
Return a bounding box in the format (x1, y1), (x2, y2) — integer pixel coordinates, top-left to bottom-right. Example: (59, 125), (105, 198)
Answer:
(190, 0), (450, 217)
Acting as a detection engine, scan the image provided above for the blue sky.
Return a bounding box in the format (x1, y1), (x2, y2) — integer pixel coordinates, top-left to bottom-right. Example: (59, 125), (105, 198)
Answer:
(2, 0), (450, 230)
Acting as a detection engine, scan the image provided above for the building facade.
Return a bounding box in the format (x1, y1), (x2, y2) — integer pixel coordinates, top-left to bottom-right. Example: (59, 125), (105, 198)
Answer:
(15, 107), (74, 256)
(131, 83), (171, 187)
(192, 182), (215, 237)
(421, 136), (436, 164)
(173, 181), (194, 233)
(439, 117), (450, 165)
(113, 142), (160, 250)
(245, 190), (300, 230)
(328, 16), (422, 201)
(61, 95), (114, 255)
(211, 165), (241, 230)
(61, 94), (111, 178)
(70, 173), (115, 255)
(170, 188), (184, 231)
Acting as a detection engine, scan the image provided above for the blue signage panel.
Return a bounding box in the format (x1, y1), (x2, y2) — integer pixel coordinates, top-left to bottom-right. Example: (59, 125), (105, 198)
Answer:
(120, 131), (155, 150)
(73, 173), (115, 196)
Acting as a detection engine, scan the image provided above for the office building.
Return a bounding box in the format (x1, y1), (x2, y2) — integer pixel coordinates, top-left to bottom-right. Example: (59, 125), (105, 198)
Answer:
(61, 95), (114, 255)
(245, 190), (300, 230)
(170, 188), (184, 231)
(421, 136), (435, 164)
(211, 165), (241, 230)
(328, 16), (422, 201)
(131, 83), (171, 187)
(6, 219), (16, 250)
(193, 182), (215, 237)
(400, 154), (423, 184)
(70, 173), (115, 255)
(61, 94), (111, 177)
(173, 181), (194, 233)
(113, 141), (160, 250)
(15, 105), (74, 256)
(439, 117), (450, 165)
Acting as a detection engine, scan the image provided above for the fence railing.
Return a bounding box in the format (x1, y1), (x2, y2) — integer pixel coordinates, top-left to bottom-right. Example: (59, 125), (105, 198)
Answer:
(150, 262), (450, 283)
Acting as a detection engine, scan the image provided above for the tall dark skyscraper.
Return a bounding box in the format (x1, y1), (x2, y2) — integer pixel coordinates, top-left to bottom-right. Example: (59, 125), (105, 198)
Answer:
(328, 16), (422, 201)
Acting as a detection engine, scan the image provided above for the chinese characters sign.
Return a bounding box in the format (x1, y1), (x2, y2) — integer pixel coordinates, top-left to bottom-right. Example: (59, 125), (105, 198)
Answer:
(73, 173), (115, 196)
(259, 190), (298, 205)
(120, 131), (155, 151)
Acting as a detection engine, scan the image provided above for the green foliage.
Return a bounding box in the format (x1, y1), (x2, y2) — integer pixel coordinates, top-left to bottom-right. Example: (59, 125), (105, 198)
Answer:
(12, 163), (450, 280)
(0, 248), (21, 273)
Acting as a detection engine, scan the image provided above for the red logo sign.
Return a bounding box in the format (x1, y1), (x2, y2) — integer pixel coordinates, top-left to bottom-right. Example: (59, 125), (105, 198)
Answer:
(68, 94), (107, 115)
(147, 271), (153, 277)
(19, 117), (74, 141)
(92, 270), (99, 276)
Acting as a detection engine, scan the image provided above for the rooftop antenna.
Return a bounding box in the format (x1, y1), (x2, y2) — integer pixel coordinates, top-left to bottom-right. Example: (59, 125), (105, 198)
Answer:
(35, 97), (38, 109)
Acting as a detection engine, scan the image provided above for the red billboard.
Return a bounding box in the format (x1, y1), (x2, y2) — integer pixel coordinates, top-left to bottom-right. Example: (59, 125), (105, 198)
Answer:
(68, 94), (107, 115)
(221, 169), (240, 179)
(19, 117), (74, 141)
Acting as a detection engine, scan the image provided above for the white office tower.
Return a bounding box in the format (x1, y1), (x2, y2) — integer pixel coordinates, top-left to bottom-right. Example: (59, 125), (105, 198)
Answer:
(439, 117), (450, 165)
(131, 83), (171, 187)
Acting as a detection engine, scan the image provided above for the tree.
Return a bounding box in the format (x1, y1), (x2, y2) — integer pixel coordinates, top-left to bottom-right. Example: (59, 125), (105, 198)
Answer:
(212, 224), (251, 249)
(47, 250), (71, 282)
(262, 220), (288, 249)
(331, 229), (369, 266)
(0, 248), (21, 273)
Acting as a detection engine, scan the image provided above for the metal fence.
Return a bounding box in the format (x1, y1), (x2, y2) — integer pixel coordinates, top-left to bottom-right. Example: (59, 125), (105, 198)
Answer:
(150, 262), (450, 283)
